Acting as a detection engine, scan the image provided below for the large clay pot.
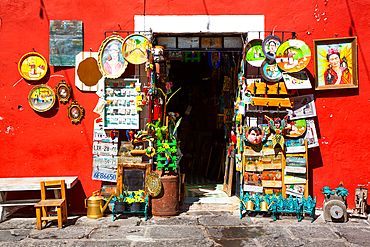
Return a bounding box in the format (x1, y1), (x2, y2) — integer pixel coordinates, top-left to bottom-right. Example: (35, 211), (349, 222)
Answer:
(152, 172), (179, 217)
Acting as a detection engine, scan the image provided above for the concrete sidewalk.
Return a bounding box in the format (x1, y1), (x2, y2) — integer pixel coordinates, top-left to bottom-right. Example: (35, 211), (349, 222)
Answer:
(0, 209), (369, 247)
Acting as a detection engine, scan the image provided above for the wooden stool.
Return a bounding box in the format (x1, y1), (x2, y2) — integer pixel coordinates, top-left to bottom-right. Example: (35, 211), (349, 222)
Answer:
(34, 180), (68, 229)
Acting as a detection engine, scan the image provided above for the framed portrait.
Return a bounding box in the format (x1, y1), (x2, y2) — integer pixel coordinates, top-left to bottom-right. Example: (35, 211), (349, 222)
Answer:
(98, 34), (128, 79)
(55, 80), (72, 104)
(68, 100), (84, 124)
(28, 85), (56, 112)
(314, 37), (358, 90)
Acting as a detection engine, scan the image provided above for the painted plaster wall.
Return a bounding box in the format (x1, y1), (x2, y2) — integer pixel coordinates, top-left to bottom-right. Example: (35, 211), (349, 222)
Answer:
(0, 0), (369, 211)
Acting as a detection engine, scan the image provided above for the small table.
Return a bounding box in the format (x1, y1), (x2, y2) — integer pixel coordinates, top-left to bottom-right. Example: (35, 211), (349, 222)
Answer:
(0, 176), (78, 222)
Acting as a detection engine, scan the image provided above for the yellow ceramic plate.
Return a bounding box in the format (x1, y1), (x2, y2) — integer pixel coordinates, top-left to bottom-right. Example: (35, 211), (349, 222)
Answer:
(18, 52), (48, 81)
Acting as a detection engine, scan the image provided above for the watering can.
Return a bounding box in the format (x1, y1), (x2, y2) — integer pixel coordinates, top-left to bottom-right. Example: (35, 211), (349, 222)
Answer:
(85, 190), (114, 219)
(241, 199), (255, 210)
(260, 201), (274, 211)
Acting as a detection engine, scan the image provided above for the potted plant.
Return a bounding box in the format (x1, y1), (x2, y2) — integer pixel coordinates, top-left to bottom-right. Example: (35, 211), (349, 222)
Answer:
(127, 190), (145, 212)
(113, 187), (129, 213)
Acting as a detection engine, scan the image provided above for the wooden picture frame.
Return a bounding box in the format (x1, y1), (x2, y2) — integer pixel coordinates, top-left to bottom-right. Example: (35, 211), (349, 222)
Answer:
(98, 34), (128, 79)
(55, 80), (72, 104)
(67, 100), (84, 124)
(314, 37), (358, 90)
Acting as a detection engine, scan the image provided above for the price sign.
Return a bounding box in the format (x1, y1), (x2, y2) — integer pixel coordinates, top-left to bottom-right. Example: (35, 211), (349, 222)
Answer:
(92, 142), (118, 156)
(92, 167), (117, 182)
(93, 156), (117, 169)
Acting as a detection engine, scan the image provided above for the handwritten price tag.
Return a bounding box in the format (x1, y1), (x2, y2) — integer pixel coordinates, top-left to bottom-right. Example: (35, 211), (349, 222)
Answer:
(92, 167), (117, 182)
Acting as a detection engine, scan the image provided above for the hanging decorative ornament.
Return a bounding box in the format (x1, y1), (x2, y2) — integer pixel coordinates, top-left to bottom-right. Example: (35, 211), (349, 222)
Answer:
(260, 59), (283, 82)
(18, 52), (48, 81)
(275, 39), (311, 73)
(145, 172), (162, 197)
(77, 56), (102, 87)
(208, 51), (221, 69)
(122, 34), (152, 65)
(145, 146), (156, 157)
(245, 39), (266, 67)
(286, 119), (307, 138)
(262, 35), (282, 60)
(28, 85), (56, 112)
(67, 101), (85, 124)
(97, 34), (128, 79)
(55, 80), (72, 104)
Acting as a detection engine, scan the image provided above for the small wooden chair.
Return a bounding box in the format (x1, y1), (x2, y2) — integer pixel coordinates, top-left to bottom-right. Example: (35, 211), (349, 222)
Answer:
(34, 180), (68, 229)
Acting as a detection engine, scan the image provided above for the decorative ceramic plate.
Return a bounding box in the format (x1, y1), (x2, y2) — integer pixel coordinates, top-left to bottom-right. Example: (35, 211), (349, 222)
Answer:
(208, 51), (221, 69)
(260, 59), (283, 82)
(18, 52), (48, 81)
(245, 39), (266, 67)
(262, 35), (282, 60)
(122, 34), (151, 65)
(145, 172), (162, 197)
(275, 39), (311, 73)
(286, 119), (307, 138)
(28, 85), (56, 112)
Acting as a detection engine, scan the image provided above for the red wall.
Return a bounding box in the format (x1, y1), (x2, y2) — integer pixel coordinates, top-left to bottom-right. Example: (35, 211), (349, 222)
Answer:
(0, 0), (369, 211)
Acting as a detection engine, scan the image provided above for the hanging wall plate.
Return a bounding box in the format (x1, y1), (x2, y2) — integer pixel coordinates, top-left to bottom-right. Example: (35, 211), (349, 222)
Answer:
(245, 39), (266, 67)
(146, 172), (162, 197)
(260, 59), (283, 82)
(97, 35), (128, 79)
(286, 119), (307, 138)
(122, 34), (152, 65)
(55, 80), (72, 104)
(275, 39), (311, 73)
(28, 84), (56, 112)
(18, 52), (48, 81)
(67, 100), (85, 124)
(262, 35), (282, 60)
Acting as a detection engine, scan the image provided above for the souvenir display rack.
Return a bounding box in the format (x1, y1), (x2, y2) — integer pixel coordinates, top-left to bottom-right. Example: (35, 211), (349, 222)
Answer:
(103, 78), (141, 129)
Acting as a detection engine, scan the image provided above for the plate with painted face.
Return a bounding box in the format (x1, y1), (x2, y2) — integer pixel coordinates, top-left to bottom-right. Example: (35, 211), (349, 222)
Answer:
(260, 59), (283, 82)
(262, 35), (282, 60)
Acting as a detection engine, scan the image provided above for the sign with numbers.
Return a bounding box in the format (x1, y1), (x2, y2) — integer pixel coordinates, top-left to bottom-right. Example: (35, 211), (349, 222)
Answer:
(92, 166), (117, 182)
(92, 142), (118, 156)
(93, 156), (117, 169)
(93, 129), (119, 142)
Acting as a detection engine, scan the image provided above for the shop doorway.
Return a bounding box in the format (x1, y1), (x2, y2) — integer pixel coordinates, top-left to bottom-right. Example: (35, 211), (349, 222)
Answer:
(161, 51), (242, 204)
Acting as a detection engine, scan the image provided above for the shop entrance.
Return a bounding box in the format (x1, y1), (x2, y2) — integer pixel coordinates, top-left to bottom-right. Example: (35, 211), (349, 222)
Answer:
(162, 51), (243, 205)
